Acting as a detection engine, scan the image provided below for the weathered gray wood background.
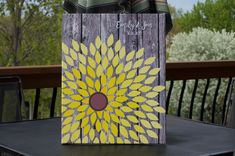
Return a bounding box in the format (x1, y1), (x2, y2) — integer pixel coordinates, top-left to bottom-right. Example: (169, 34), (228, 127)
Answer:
(62, 14), (166, 144)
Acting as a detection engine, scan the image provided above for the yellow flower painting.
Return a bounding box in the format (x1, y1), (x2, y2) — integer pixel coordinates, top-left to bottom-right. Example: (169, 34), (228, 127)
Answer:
(61, 34), (166, 144)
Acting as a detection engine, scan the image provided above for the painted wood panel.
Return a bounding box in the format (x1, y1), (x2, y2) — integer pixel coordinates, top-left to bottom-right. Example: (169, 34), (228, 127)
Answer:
(62, 14), (166, 144)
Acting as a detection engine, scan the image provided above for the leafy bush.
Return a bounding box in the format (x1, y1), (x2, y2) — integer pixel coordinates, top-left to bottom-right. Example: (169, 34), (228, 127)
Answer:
(168, 28), (235, 123)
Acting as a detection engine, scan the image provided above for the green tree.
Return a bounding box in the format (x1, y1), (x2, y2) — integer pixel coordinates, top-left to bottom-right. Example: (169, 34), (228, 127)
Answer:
(178, 0), (235, 32)
(0, 0), (63, 66)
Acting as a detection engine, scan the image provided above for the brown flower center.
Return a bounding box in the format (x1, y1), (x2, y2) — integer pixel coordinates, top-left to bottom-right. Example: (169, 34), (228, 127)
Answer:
(89, 92), (108, 111)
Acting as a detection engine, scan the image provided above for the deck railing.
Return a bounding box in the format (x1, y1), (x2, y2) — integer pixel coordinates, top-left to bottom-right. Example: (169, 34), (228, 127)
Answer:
(1, 61), (235, 123)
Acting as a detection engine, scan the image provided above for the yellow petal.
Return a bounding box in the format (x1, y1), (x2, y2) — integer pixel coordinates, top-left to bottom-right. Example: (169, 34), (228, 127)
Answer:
(63, 117), (73, 125)
(115, 63), (124, 75)
(130, 83), (143, 90)
(120, 118), (131, 127)
(102, 120), (109, 132)
(139, 86), (152, 92)
(95, 36), (101, 48)
(141, 104), (154, 112)
(88, 57), (96, 68)
(71, 129), (80, 142)
(72, 68), (81, 79)
(126, 51), (135, 61)
(108, 87), (118, 95)
(124, 61), (132, 72)
(146, 100), (159, 106)
(144, 77), (156, 84)
(114, 39), (121, 52)
(62, 123), (71, 134)
(70, 95), (83, 101)
(81, 117), (89, 128)
(129, 130), (139, 140)
(95, 80), (101, 91)
(153, 86), (165, 92)
(134, 111), (146, 118)
(76, 81), (86, 90)
(101, 86), (107, 94)
(95, 52), (102, 64)
(134, 75), (147, 83)
(108, 77), (116, 89)
(80, 43), (88, 55)
(62, 134), (70, 144)
(63, 88), (74, 95)
(127, 102), (139, 109)
(96, 120), (101, 132)
(116, 96), (128, 102)
(115, 109), (125, 117)
(134, 125), (145, 133)
(146, 92), (159, 98)
(106, 105), (113, 112)
(89, 43), (96, 56)
(139, 66), (151, 74)
(62, 42), (69, 54)
(84, 124), (90, 135)
(154, 106), (166, 113)
(62, 98), (72, 104)
(107, 65), (113, 78)
(145, 57), (156, 65)
(62, 61), (67, 69)
(77, 105), (89, 112)
(133, 59), (144, 68)
(116, 73), (126, 85)
(147, 113), (159, 121)
(149, 68), (160, 75)
(102, 56), (109, 69)
(77, 89), (89, 97)
(132, 96), (147, 102)
(120, 126), (128, 138)
(76, 112), (85, 120)
(128, 91), (141, 97)
(119, 47), (126, 59)
(110, 123), (118, 136)
(67, 81), (77, 89)
(82, 136), (88, 143)
(120, 80), (133, 88)
(96, 64), (103, 77)
(101, 43), (107, 55)
(108, 48), (114, 60)
(127, 115), (139, 123)
(108, 134), (115, 144)
(116, 89), (127, 96)
(139, 135), (149, 144)
(103, 111), (110, 122)
(70, 48), (77, 60)
(121, 106), (133, 113)
(117, 137), (123, 144)
(79, 63), (86, 75)
(107, 95), (115, 102)
(97, 111), (103, 119)
(101, 74), (107, 85)
(72, 40), (80, 51)
(65, 55), (74, 66)
(112, 55), (119, 67)
(110, 101), (122, 107)
(140, 119), (152, 129)
(90, 113), (97, 125)
(147, 130), (158, 139)
(136, 48), (144, 59)
(89, 129), (95, 140)
(127, 69), (137, 79)
(70, 121), (80, 132)
(151, 121), (162, 129)
(65, 71), (74, 81)
(64, 110), (74, 117)
(85, 77), (94, 88)
(77, 53), (86, 65)
(68, 102), (81, 108)
(107, 34), (114, 47)
(87, 66), (96, 78)
(111, 114), (120, 123)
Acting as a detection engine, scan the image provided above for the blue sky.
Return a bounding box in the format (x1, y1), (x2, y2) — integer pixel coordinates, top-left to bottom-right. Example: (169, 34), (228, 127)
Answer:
(168, 0), (206, 11)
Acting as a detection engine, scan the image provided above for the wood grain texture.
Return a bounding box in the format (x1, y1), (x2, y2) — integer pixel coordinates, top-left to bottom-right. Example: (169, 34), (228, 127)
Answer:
(62, 13), (166, 144)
